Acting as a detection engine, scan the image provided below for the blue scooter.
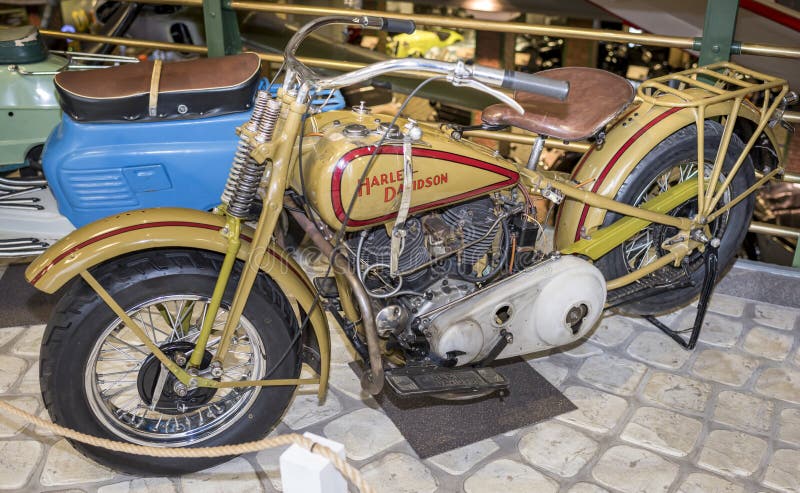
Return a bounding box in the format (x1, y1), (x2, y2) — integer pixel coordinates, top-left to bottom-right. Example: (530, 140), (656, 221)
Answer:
(0, 52), (344, 258)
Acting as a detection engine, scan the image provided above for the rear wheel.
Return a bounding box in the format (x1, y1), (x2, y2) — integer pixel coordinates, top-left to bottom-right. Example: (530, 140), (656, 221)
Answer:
(40, 249), (301, 475)
(595, 122), (755, 315)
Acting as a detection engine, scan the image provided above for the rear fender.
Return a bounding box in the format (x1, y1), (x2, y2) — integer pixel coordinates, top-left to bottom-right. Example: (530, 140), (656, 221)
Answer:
(25, 207), (330, 389)
(554, 95), (782, 251)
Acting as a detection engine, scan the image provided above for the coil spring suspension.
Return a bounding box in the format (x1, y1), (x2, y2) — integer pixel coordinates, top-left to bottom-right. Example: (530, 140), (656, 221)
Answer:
(257, 98), (281, 142)
(221, 95), (282, 218)
(220, 91), (270, 205)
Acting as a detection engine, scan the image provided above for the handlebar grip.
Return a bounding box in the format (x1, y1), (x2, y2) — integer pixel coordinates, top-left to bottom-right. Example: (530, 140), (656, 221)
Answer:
(381, 18), (416, 34)
(501, 70), (569, 101)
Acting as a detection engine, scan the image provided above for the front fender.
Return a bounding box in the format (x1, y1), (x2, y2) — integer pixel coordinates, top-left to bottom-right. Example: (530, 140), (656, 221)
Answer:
(25, 207), (330, 394)
(554, 94), (782, 251)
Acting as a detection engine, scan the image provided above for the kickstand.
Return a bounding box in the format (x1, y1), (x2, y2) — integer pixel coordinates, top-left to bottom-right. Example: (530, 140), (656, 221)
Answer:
(643, 244), (719, 350)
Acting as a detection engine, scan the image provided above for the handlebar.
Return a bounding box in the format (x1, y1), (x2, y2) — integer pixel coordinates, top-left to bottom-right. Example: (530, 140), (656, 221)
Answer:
(471, 66), (569, 101)
(380, 18), (416, 34)
(502, 70), (569, 101)
(284, 16), (570, 110)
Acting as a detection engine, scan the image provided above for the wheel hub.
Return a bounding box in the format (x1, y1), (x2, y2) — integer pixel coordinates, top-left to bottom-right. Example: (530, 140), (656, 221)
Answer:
(137, 341), (217, 415)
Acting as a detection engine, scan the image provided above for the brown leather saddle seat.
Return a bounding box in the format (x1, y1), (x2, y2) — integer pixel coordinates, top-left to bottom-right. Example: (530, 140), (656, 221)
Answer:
(482, 67), (634, 142)
(55, 52), (261, 123)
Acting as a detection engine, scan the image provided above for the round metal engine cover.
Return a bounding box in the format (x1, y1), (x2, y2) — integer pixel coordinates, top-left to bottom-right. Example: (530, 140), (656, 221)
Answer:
(532, 263), (606, 346)
(426, 255), (607, 364)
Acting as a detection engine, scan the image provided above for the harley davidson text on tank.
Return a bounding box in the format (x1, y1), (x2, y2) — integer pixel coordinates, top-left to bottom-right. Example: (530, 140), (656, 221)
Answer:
(24, 15), (793, 476)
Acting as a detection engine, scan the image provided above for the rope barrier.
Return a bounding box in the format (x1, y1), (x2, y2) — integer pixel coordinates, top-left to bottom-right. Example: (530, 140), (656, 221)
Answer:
(0, 400), (374, 493)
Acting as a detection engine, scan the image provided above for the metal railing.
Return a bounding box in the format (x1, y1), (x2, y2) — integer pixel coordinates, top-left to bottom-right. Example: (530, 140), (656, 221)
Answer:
(749, 222), (800, 267)
(129, 0), (800, 59)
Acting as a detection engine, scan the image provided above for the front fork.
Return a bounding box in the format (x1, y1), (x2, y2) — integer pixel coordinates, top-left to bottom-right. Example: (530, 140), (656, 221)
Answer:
(187, 96), (308, 377)
(81, 94), (316, 392)
(187, 215), (241, 368)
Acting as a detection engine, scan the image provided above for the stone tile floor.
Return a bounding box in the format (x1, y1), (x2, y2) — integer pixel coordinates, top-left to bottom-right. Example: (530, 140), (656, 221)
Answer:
(0, 261), (798, 493)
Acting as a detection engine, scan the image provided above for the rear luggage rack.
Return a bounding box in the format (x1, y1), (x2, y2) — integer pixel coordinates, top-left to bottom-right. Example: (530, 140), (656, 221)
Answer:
(638, 62), (788, 109)
(627, 63), (791, 348)
(637, 62), (790, 242)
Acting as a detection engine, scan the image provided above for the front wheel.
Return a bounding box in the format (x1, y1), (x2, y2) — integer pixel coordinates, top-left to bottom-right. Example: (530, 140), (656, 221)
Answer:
(595, 122), (755, 315)
(40, 249), (301, 475)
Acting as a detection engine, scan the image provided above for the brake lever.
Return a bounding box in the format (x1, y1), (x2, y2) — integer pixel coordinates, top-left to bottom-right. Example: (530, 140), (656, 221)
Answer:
(447, 64), (524, 115)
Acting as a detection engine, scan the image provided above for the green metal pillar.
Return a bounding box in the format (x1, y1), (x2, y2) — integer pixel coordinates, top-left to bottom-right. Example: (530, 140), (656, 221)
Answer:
(696, 0), (740, 65)
(203, 0), (241, 57)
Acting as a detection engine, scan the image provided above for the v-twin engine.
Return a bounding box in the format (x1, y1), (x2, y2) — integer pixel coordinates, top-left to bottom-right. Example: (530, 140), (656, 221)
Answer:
(419, 255), (606, 365)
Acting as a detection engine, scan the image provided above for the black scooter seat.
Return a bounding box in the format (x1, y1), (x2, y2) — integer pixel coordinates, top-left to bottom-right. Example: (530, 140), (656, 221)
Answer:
(54, 52), (261, 123)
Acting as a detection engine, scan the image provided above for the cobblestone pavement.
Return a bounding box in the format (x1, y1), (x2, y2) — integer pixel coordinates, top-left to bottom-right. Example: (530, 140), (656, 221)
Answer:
(0, 260), (798, 493)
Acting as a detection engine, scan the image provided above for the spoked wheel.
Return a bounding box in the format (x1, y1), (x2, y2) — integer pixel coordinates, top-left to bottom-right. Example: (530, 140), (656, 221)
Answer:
(620, 161), (730, 272)
(596, 122), (755, 315)
(40, 249), (301, 475)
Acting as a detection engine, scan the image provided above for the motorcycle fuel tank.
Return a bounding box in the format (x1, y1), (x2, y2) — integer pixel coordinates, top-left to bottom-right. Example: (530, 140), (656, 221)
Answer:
(297, 110), (521, 230)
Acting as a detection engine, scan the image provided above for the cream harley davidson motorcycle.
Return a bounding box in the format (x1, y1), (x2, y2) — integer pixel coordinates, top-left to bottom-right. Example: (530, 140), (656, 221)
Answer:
(25, 15), (793, 474)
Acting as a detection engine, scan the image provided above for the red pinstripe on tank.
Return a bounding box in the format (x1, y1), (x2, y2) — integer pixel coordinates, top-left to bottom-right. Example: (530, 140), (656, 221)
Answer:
(331, 145), (518, 227)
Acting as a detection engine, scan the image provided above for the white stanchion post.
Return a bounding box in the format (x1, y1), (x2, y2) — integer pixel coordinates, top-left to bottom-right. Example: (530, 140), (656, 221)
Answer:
(280, 432), (348, 493)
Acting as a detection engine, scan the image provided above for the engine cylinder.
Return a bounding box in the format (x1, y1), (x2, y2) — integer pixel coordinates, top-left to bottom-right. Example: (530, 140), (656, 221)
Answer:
(352, 217), (431, 288)
(441, 198), (499, 266)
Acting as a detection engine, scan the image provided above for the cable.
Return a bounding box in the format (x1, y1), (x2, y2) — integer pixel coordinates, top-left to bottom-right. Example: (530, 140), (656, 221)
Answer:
(297, 111), (311, 207)
(457, 219), (511, 283)
(265, 61), (286, 94)
(334, 76), (447, 245)
(265, 76), (447, 379)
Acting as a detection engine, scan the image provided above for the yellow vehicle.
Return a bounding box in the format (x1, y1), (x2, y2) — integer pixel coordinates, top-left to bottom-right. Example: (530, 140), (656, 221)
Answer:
(26, 15), (792, 476)
(387, 28), (463, 57)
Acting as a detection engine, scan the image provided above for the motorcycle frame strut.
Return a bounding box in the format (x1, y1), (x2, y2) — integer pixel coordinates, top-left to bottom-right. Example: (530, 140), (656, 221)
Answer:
(212, 97), (308, 364)
(188, 214), (241, 368)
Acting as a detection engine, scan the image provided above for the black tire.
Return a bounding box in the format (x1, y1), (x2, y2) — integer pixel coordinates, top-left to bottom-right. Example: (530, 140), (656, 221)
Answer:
(595, 122), (755, 315)
(40, 249), (301, 475)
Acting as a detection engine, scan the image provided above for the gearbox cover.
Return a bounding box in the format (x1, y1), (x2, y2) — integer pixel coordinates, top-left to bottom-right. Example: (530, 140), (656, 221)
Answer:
(426, 255), (607, 365)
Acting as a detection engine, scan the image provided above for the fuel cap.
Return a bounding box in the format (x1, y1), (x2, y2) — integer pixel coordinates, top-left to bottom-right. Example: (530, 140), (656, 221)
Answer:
(343, 124), (369, 137)
(377, 122), (402, 139)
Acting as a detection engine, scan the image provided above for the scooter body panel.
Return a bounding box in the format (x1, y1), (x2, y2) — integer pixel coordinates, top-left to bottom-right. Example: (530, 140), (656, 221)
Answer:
(0, 53), (65, 170)
(43, 110), (251, 227)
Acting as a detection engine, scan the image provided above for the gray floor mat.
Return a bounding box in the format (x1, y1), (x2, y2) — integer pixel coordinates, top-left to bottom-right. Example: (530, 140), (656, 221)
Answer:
(351, 358), (575, 458)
